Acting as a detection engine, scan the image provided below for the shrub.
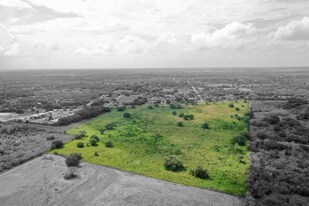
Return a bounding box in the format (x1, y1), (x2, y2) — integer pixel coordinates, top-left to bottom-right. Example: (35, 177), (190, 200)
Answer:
(184, 114), (194, 120)
(70, 153), (83, 160)
(235, 107), (240, 111)
(94, 151), (99, 156)
(177, 122), (184, 127)
(75, 130), (86, 139)
(231, 134), (247, 146)
(264, 115), (280, 125)
(99, 128), (104, 134)
(148, 105), (154, 109)
(105, 141), (113, 148)
(191, 166), (209, 179)
(106, 123), (116, 130)
(65, 156), (80, 167)
(170, 103), (182, 109)
(64, 168), (78, 180)
(201, 122), (209, 129)
(89, 137), (98, 146)
(228, 103), (234, 108)
(117, 106), (125, 112)
(123, 112), (131, 118)
(51, 140), (64, 149)
(164, 155), (184, 171)
(76, 142), (84, 148)
(91, 135), (99, 142)
(178, 113), (184, 118)
(46, 135), (55, 141)
(172, 111), (177, 115)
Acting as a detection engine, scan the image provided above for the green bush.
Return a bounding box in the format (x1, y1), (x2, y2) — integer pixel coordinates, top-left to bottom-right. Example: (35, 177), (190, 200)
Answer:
(123, 112), (131, 118)
(89, 137), (98, 146)
(148, 105), (154, 109)
(231, 133), (248, 146)
(191, 166), (209, 179)
(74, 130), (86, 139)
(164, 155), (184, 171)
(99, 128), (105, 134)
(117, 106), (125, 112)
(51, 140), (63, 149)
(65, 156), (80, 167)
(94, 151), (99, 156)
(70, 152), (83, 160)
(201, 122), (209, 129)
(77, 142), (84, 148)
(91, 135), (99, 142)
(228, 103), (234, 108)
(105, 141), (113, 148)
(178, 113), (184, 118)
(235, 107), (240, 111)
(177, 122), (184, 127)
(172, 111), (177, 115)
(183, 114), (194, 120)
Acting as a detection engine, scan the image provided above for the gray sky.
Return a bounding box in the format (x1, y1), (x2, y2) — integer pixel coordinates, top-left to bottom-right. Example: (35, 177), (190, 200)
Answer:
(0, 0), (309, 69)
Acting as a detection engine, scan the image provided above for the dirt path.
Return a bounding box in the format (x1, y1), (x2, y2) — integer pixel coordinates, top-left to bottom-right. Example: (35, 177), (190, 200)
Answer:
(0, 155), (242, 206)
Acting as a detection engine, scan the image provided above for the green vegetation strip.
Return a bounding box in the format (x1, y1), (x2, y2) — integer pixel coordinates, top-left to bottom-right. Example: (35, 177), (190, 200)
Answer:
(52, 101), (250, 196)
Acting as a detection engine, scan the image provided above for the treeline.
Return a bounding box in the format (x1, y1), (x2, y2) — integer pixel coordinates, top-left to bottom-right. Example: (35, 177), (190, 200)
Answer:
(247, 99), (309, 206)
(57, 105), (111, 126)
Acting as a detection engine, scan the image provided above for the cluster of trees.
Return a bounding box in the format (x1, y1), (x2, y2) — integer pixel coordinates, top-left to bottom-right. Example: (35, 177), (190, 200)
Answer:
(57, 106), (111, 126)
(247, 100), (309, 206)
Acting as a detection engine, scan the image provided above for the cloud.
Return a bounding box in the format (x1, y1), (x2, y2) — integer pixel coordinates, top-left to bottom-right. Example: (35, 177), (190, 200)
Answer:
(0, 23), (17, 48)
(190, 22), (255, 49)
(3, 42), (22, 56)
(0, 0), (80, 25)
(274, 16), (309, 40)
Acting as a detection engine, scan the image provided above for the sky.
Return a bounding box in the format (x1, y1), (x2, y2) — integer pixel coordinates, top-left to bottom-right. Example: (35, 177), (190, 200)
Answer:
(0, 0), (309, 69)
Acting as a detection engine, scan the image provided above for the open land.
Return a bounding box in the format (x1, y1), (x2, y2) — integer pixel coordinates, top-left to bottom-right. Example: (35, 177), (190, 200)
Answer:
(52, 101), (250, 195)
(0, 154), (242, 206)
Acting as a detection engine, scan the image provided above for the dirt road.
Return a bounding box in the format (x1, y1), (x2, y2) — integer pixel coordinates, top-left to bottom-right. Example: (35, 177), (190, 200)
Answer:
(0, 155), (242, 206)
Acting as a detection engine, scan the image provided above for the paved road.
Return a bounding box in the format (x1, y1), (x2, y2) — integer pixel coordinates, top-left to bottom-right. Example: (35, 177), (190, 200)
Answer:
(0, 155), (242, 206)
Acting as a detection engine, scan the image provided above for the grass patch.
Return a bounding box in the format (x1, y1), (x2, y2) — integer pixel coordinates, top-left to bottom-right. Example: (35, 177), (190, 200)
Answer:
(52, 101), (250, 195)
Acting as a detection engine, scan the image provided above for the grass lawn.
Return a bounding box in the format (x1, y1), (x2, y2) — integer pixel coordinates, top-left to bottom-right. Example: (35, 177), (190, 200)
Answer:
(52, 101), (250, 196)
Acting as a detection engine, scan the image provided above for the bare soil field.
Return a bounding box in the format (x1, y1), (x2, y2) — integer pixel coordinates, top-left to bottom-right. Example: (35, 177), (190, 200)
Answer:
(0, 154), (242, 206)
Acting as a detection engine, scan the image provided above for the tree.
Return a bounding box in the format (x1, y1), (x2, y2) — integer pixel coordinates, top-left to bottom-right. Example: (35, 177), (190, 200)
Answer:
(117, 106), (125, 112)
(91, 135), (99, 142)
(201, 122), (209, 129)
(99, 128), (104, 134)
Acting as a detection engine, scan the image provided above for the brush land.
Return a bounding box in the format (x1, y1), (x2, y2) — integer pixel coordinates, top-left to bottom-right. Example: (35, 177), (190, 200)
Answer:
(52, 101), (250, 195)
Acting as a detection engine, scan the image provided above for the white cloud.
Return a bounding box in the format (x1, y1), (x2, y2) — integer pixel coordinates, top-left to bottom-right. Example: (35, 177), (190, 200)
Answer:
(190, 22), (255, 49)
(274, 16), (309, 40)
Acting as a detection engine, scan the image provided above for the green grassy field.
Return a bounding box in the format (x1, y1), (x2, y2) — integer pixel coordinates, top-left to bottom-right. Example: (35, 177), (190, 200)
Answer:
(52, 101), (250, 195)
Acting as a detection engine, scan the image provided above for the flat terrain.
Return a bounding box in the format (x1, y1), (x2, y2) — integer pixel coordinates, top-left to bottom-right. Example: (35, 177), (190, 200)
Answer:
(0, 154), (242, 206)
(53, 101), (249, 195)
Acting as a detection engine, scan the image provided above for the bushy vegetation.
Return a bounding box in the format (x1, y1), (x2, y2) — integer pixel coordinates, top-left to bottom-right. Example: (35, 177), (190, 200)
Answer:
(201, 122), (209, 129)
(77, 142), (84, 148)
(51, 140), (64, 149)
(57, 106), (111, 126)
(123, 112), (131, 118)
(164, 155), (184, 171)
(177, 122), (184, 127)
(191, 166), (209, 179)
(65, 155), (80, 167)
(247, 99), (309, 206)
(105, 141), (113, 148)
